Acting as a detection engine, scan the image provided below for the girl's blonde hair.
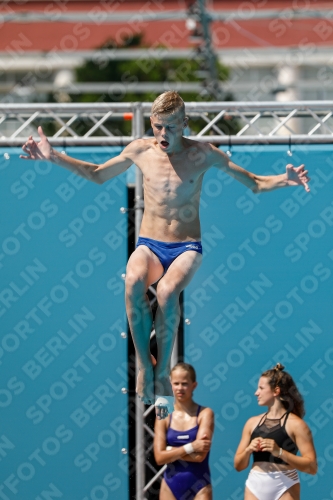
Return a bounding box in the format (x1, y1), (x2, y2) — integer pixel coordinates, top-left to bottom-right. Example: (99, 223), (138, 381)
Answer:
(170, 362), (196, 382)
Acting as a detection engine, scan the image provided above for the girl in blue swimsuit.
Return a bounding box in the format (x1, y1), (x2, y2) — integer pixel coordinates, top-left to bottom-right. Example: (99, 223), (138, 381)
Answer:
(234, 363), (317, 500)
(154, 363), (214, 500)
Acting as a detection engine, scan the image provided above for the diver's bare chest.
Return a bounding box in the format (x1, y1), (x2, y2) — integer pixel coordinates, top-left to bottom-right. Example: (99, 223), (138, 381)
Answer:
(141, 153), (200, 187)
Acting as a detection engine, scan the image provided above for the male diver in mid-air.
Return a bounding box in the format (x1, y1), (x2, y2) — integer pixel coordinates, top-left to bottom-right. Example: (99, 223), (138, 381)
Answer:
(21, 91), (310, 419)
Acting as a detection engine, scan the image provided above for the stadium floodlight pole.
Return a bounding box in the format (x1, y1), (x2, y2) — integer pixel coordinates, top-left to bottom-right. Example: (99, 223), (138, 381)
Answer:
(133, 103), (145, 500)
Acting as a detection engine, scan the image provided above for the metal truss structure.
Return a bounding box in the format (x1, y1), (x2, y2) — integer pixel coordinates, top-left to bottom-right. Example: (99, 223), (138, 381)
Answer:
(2, 100), (333, 500)
(1, 101), (333, 147)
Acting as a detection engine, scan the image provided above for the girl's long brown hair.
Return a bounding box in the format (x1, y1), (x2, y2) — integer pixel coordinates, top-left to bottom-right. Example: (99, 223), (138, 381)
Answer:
(262, 363), (305, 418)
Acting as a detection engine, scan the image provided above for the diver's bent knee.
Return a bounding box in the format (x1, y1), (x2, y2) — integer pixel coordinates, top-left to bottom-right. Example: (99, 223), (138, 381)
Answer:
(156, 281), (180, 305)
(125, 273), (148, 296)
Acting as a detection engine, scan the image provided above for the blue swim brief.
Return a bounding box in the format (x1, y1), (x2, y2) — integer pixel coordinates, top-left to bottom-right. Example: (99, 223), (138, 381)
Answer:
(136, 237), (202, 273)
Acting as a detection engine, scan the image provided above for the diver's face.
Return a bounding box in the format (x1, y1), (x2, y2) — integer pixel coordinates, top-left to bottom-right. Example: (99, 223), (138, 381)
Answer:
(150, 112), (186, 152)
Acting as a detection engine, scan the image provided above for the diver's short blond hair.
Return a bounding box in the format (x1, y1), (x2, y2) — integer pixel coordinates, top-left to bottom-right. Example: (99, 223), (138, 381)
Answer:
(151, 91), (185, 117)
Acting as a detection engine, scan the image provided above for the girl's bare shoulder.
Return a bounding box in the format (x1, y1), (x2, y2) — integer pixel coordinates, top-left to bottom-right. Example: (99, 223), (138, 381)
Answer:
(244, 413), (266, 431)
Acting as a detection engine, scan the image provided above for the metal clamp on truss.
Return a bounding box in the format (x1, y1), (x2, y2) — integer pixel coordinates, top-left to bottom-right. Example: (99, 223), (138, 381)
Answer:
(134, 198), (145, 210)
(120, 198), (144, 213)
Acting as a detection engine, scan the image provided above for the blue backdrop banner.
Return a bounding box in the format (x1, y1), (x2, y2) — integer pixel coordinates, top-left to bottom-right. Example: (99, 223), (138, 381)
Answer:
(184, 145), (333, 500)
(0, 147), (129, 500)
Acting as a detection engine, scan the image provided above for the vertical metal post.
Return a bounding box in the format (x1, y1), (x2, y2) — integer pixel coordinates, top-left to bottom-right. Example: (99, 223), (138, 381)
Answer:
(187, 0), (222, 100)
(198, 0), (222, 99)
(134, 103), (144, 243)
(171, 336), (178, 369)
(133, 103), (145, 500)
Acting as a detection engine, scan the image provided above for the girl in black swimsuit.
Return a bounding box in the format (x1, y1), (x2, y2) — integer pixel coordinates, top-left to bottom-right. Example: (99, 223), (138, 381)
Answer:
(234, 363), (317, 500)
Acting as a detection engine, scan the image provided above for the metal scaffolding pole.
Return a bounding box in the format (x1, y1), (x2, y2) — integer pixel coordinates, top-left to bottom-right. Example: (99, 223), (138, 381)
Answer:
(187, 0), (223, 100)
(197, 0), (222, 100)
(133, 103), (145, 500)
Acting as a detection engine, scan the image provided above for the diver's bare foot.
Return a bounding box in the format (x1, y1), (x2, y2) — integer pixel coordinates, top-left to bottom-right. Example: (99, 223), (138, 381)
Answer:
(136, 366), (154, 405)
(155, 395), (174, 420)
(154, 366), (174, 419)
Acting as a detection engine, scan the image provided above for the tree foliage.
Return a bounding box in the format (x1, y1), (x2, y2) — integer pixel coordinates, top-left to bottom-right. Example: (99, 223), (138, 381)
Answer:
(67, 34), (239, 135)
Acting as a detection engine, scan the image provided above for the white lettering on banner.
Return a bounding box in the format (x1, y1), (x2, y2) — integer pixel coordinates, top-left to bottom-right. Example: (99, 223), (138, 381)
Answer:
(198, 262), (330, 354)
(248, 347), (333, 402)
(106, 266), (127, 296)
(70, 375), (127, 429)
(184, 269), (273, 321)
(0, 246), (107, 364)
(237, 161), (333, 216)
(0, 259), (47, 316)
(55, 171), (88, 202)
(10, 162), (53, 200)
(0, 199), (58, 269)
(236, 188), (261, 215)
(0, 435), (15, 462)
(203, 317), (322, 392)
(0, 306), (95, 365)
(57, 178), (127, 247)
(0, 377), (25, 408)
(297, 350), (333, 397)
(35, 483), (63, 500)
(80, 472), (122, 499)
(0, 425), (73, 497)
(26, 348), (123, 424)
(280, 162), (333, 218)
(74, 411), (128, 473)
(219, 391), (252, 422)
(200, 214), (282, 268)
(211, 449), (235, 486)
(103, 218), (128, 252)
(21, 307), (96, 378)
(284, 201), (333, 262)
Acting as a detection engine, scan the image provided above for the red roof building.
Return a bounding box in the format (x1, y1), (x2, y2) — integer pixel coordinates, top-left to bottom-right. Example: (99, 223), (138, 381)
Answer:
(1, 0), (332, 101)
